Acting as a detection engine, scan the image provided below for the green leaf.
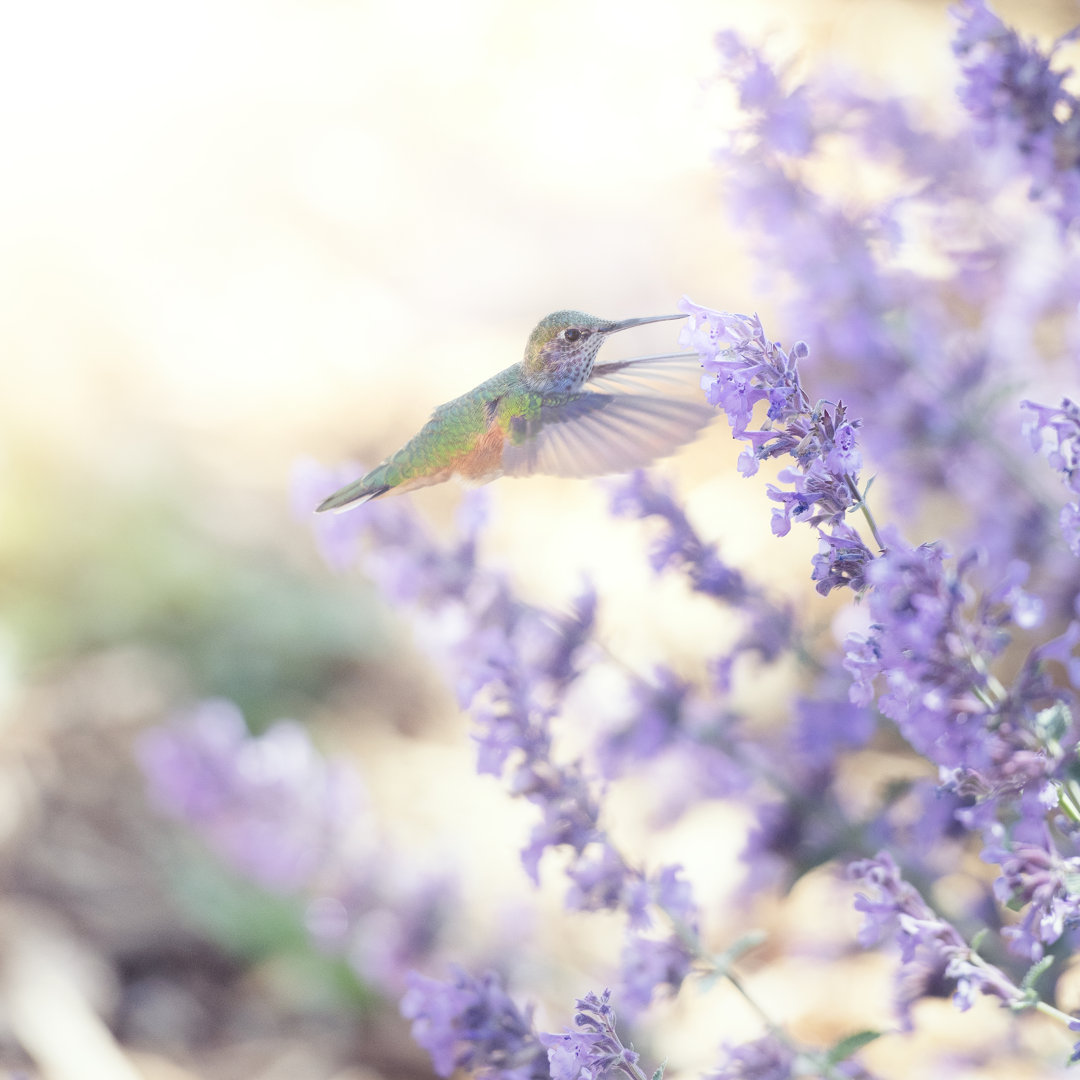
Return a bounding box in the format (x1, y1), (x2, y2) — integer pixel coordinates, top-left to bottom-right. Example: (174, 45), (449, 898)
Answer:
(708, 929), (768, 973)
(651, 1059), (667, 1080)
(825, 1030), (882, 1065)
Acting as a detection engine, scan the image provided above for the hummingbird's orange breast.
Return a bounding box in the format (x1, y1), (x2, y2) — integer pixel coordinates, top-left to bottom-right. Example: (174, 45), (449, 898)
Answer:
(452, 422), (508, 482)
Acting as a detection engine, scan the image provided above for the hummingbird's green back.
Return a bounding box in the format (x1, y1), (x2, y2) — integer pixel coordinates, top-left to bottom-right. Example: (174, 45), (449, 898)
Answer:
(361, 365), (530, 493)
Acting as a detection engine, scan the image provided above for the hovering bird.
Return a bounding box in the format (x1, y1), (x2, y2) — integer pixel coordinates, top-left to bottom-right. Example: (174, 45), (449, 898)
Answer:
(316, 310), (714, 512)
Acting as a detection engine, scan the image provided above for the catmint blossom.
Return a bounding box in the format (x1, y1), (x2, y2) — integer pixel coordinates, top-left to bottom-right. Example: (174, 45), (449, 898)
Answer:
(609, 468), (747, 601)
(841, 533), (1066, 810)
(677, 299), (876, 595)
(538, 990), (644, 1080)
(982, 828), (1080, 960)
(138, 700), (457, 991)
(401, 967), (550, 1080)
(712, 21), (1080, 592)
(1021, 398), (1080, 555)
(952, 0), (1080, 230)
(708, 1034), (797, 1080)
(294, 459), (708, 1011)
(850, 853), (1025, 1027)
(619, 933), (695, 1014)
(138, 699), (361, 891)
(589, 665), (750, 825)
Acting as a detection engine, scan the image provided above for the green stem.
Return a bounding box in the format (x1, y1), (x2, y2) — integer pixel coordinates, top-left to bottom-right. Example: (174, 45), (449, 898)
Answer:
(1060, 780), (1080, 824)
(1034, 999), (1079, 1028)
(845, 473), (886, 552)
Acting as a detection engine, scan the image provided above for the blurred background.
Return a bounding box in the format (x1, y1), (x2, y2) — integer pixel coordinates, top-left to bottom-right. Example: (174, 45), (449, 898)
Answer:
(2, 0), (1079, 1077)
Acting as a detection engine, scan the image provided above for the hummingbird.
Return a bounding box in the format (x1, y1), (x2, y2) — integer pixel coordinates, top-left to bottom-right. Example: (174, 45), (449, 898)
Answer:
(316, 310), (714, 512)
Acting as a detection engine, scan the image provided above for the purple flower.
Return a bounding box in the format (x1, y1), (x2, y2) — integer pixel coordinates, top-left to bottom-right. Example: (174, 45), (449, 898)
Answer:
(619, 932), (694, 1013)
(708, 25), (1079, 592)
(825, 422), (862, 475)
(297, 451), (713, 1016)
(594, 667), (691, 773)
(789, 696), (875, 770)
(563, 843), (638, 920)
(1021, 398), (1080, 554)
(400, 967), (549, 1080)
(518, 763), (605, 886)
(810, 523), (875, 595)
(590, 668), (751, 827)
(982, 831), (1080, 960)
(609, 470), (747, 600)
(295, 458), (609, 892)
(840, 535), (1066, 811)
(952, 0), (1080, 230)
(708, 1034), (796, 1080)
(139, 700), (456, 992)
(677, 299), (875, 593)
(539, 990), (642, 1080)
(738, 769), (851, 898)
(849, 853), (1023, 1027)
(714, 29), (814, 158)
(138, 699), (361, 891)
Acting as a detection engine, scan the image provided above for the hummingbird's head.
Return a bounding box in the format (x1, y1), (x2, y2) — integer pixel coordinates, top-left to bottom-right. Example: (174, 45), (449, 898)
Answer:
(522, 310), (686, 390)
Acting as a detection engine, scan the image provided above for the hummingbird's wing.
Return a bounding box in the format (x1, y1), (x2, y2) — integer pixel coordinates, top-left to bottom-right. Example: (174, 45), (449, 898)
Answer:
(587, 352), (707, 393)
(501, 353), (715, 478)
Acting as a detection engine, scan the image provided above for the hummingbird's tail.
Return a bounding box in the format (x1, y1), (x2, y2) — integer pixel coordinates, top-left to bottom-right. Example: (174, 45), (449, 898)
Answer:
(315, 470), (392, 513)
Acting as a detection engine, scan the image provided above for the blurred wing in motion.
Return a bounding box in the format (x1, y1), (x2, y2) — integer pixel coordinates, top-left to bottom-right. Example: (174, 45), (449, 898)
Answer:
(588, 351), (707, 394)
(501, 353), (714, 478)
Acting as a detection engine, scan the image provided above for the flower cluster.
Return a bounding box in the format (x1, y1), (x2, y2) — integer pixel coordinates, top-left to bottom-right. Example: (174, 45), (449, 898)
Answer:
(711, 19), (1080, 591)
(401, 967), (550, 1080)
(850, 853), (1026, 1028)
(685, 299), (1080, 963)
(609, 469), (748, 602)
(297, 459), (707, 1013)
(401, 977), (651, 1080)
(983, 824), (1080, 961)
(952, 0), (1080, 231)
(139, 699), (361, 892)
(709, 1035), (797, 1080)
(1021, 398), (1080, 555)
(539, 990), (645, 1080)
(139, 699), (455, 990)
(677, 299), (876, 596)
(843, 537), (1053, 790)
(701, 15), (1080, 1029)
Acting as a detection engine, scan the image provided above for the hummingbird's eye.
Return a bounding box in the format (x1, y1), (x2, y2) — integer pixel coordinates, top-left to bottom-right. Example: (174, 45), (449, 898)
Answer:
(563, 328), (582, 342)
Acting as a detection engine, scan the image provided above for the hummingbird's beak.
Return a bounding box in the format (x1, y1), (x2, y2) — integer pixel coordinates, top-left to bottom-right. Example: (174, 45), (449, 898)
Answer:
(600, 313), (688, 334)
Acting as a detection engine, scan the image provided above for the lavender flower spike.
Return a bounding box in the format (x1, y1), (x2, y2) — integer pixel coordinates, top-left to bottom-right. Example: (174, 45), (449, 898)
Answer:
(678, 297), (876, 593)
(1021, 398), (1080, 555)
(850, 852), (1024, 1028)
(539, 990), (646, 1080)
(138, 699), (361, 892)
(952, 0), (1080, 230)
(401, 966), (549, 1080)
